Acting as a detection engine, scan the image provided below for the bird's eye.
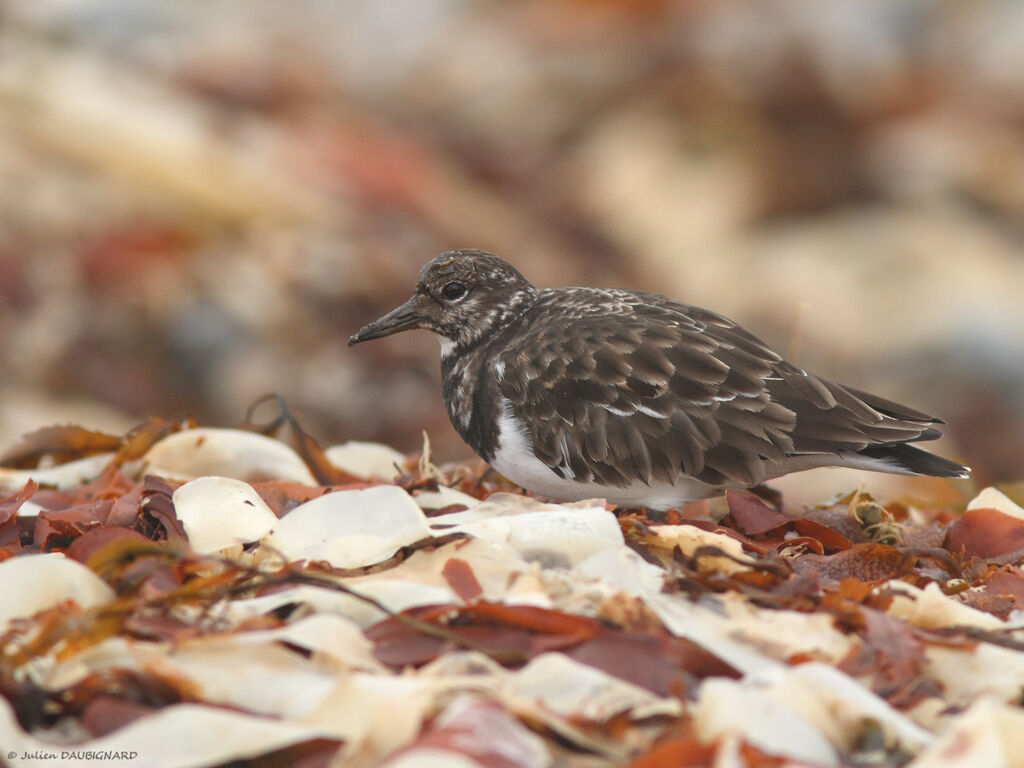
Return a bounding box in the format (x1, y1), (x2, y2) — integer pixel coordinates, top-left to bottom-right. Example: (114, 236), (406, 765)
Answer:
(441, 282), (467, 301)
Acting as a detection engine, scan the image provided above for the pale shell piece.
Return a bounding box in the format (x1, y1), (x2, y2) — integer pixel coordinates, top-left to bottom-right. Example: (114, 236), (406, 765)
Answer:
(754, 662), (932, 752)
(648, 589), (854, 676)
(696, 661), (933, 765)
(13, 500), (45, 518)
(966, 486), (1024, 521)
(718, 595), (856, 664)
(0, 452), (115, 492)
(642, 593), (788, 677)
(325, 441), (406, 480)
(925, 643), (1024, 708)
(309, 580), (459, 628)
(911, 697), (1024, 768)
(510, 653), (682, 721)
(306, 674), (453, 759)
(886, 581), (1005, 630)
(44, 637), (143, 690)
(457, 493), (603, 517)
(157, 640), (339, 720)
(44, 631), (340, 721)
(428, 495), (621, 568)
(695, 677), (839, 767)
(45, 614), (383, 694)
(223, 581), (457, 629)
(347, 537), (552, 611)
(140, 427), (316, 484)
(412, 486), (481, 510)
(381, 695), (551, 768)
(417, 653), (628, 759)
(256, 613), (382, 670)
(263, 485), (432, 568)
(436, 537), (548, 606)
(0, 697), (332, 768)
(383, 752), (480, 768)
(646, 524), (749, 574)
(173, 476), (279, 554)
(573, 547), (666, 596)
(0, 553), (114, 630)
(223, 584), (362, 621)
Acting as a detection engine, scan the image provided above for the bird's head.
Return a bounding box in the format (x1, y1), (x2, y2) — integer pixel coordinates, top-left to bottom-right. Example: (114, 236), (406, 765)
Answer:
(348, 249), (538, 355)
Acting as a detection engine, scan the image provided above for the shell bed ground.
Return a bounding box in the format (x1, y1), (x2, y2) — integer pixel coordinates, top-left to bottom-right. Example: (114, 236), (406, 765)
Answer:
(0, 418), (1022, 768)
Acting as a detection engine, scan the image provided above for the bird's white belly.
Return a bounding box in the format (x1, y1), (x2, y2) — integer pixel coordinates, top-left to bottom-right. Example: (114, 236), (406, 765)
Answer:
(489, 402), (718, 509)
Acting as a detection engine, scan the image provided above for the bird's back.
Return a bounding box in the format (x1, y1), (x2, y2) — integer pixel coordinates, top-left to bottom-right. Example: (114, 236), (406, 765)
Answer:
(483, 286), (965, 503)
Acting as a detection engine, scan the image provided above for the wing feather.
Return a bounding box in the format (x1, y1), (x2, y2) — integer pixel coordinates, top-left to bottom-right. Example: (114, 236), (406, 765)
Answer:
(496, 288), (943, 490)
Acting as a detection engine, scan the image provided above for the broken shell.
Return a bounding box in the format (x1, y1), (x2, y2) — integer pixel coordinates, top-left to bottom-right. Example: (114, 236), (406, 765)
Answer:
(140, 428), (316, 485)
(0, 553), (115, 630)
(263, 485), (431, 568)
(173, 476), (280, 554)
(325, 441), (406, 480)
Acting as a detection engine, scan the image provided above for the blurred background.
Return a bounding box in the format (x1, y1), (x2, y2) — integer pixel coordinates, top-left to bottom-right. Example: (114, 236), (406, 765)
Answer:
(0, 0), (1021, 488)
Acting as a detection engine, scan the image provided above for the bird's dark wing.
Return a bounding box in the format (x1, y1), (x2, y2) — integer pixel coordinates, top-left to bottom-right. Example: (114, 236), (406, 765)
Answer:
(496, 289), (941, 488)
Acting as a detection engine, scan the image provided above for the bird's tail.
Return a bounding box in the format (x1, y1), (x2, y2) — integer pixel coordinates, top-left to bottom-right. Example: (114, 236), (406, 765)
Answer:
(857, 442), (970, 479)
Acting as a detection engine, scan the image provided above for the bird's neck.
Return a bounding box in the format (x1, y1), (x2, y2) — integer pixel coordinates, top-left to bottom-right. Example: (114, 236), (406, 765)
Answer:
(440, 340), (504, 461)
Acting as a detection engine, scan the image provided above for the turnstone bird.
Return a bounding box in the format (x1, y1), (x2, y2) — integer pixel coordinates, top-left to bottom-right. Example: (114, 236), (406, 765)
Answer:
(349, 250), (968, 509)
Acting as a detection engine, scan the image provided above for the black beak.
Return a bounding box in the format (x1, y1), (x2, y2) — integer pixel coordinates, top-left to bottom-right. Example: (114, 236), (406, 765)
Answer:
(348, 296), (426, 346)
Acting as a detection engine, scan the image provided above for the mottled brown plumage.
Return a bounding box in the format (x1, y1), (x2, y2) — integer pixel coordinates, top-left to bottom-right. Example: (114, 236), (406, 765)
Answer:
(349, 249), (968, 508)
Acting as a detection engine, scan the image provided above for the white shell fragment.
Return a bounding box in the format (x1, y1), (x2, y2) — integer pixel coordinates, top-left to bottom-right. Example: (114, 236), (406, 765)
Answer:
(925, 643), (1024, 708)
(325, 441), (406, 480)
(140, 427), (316, 485)
(0, 452), (116, 492)
(159, 640), (340, 720)
(911, 698), (1024, 768)
(263, 485), (432, 568)
(573, 546), (666, 595)
(757, 662), (932, 751)
(412, 485), (481, 510)
(646, 524), (750, 574)
(428, 493), (622, 567)
(173, 476), (280, 554)
(222, 580), (460, 628)
(510, 653), (681, 721)
(307, 675), (457, 760)
(694, 663), (932, 767)
(695, 677), (840, 767)
(257, 613), (383, 670)
(0, 554), (115, 630)
(886, 581), (1005, 631)
(380, 694), (551, 768)
(966, 486), (1024, 521)
(0, 698), (334, 768)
